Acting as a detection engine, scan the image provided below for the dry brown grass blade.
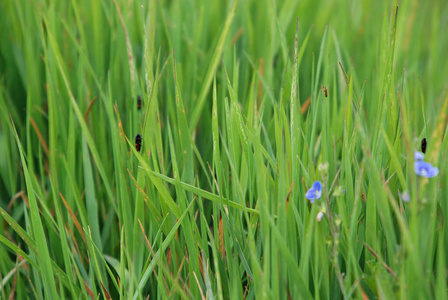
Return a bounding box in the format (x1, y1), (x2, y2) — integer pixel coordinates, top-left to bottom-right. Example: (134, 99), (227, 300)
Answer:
(360, 286), (369, 300)
(198, 253), (204, 280)
(193, 271), (206, 300)
(84, 96), (98, 122)
(7, 191), (28, 210)
(66, 224), (89, 265)
(138, 219), (169, 294)
(127, 168), (163, 224)
(8, 259), (19, 300)
(82, 278), (95, 299)
(300, 96), (311, 115)
(166, 247), (172, 270)
(231, 27), (244, 44)
(29, 117), (49, 157)
(138, 218), (153, 253)
(218, 214), (225, 258)
(127, 168), (149, 203)
(60, 192), (87, 244)
(363, 242), (397, 277)
(100, 281), (112, 300)
(285, 181), (296, 211)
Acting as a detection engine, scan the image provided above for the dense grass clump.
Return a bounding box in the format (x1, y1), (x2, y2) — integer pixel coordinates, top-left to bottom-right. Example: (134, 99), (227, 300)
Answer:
(1, 0), (448, 298)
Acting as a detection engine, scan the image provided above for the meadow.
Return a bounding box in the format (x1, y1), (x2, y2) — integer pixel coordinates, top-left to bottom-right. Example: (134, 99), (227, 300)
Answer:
(1, 0), (448, 298)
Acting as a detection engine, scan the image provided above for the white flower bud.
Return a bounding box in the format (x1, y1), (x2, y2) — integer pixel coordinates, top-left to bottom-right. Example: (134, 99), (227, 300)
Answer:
(318, 162), (329, 174)
(317, 212), (324, 222)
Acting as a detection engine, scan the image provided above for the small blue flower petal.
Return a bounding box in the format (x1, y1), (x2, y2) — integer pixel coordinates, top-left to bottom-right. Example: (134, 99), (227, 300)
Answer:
(414, 151), (425, 161)
(312, 181), (322, 191)
(305, 188), (316, 203)
(305, 181), (323, 203)
(414, 161), (439, 178)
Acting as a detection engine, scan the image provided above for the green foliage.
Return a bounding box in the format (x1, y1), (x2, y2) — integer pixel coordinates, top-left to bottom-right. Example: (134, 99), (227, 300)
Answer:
(1, 0), (447, 298)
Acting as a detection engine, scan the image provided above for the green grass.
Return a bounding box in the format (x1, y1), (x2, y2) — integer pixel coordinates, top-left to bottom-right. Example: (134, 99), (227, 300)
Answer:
(1, 0), (448, 298)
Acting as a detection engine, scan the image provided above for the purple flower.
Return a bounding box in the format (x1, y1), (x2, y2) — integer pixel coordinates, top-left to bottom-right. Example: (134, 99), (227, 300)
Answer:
(306, 181), (322, 203)
(414, 151), (424, 161)
(414, 161), (439, 178)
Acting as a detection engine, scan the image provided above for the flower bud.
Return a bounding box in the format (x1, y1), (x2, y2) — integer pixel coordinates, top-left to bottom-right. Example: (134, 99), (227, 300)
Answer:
(317, 212), (324, 222)
(318, 162), (329, 176)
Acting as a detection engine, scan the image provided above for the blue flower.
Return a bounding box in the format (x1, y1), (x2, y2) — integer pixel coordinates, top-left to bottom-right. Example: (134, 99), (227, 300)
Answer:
(414, 151), (425, 161)
(306, 181), (322, 203)
(414, 161), (439, 178)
